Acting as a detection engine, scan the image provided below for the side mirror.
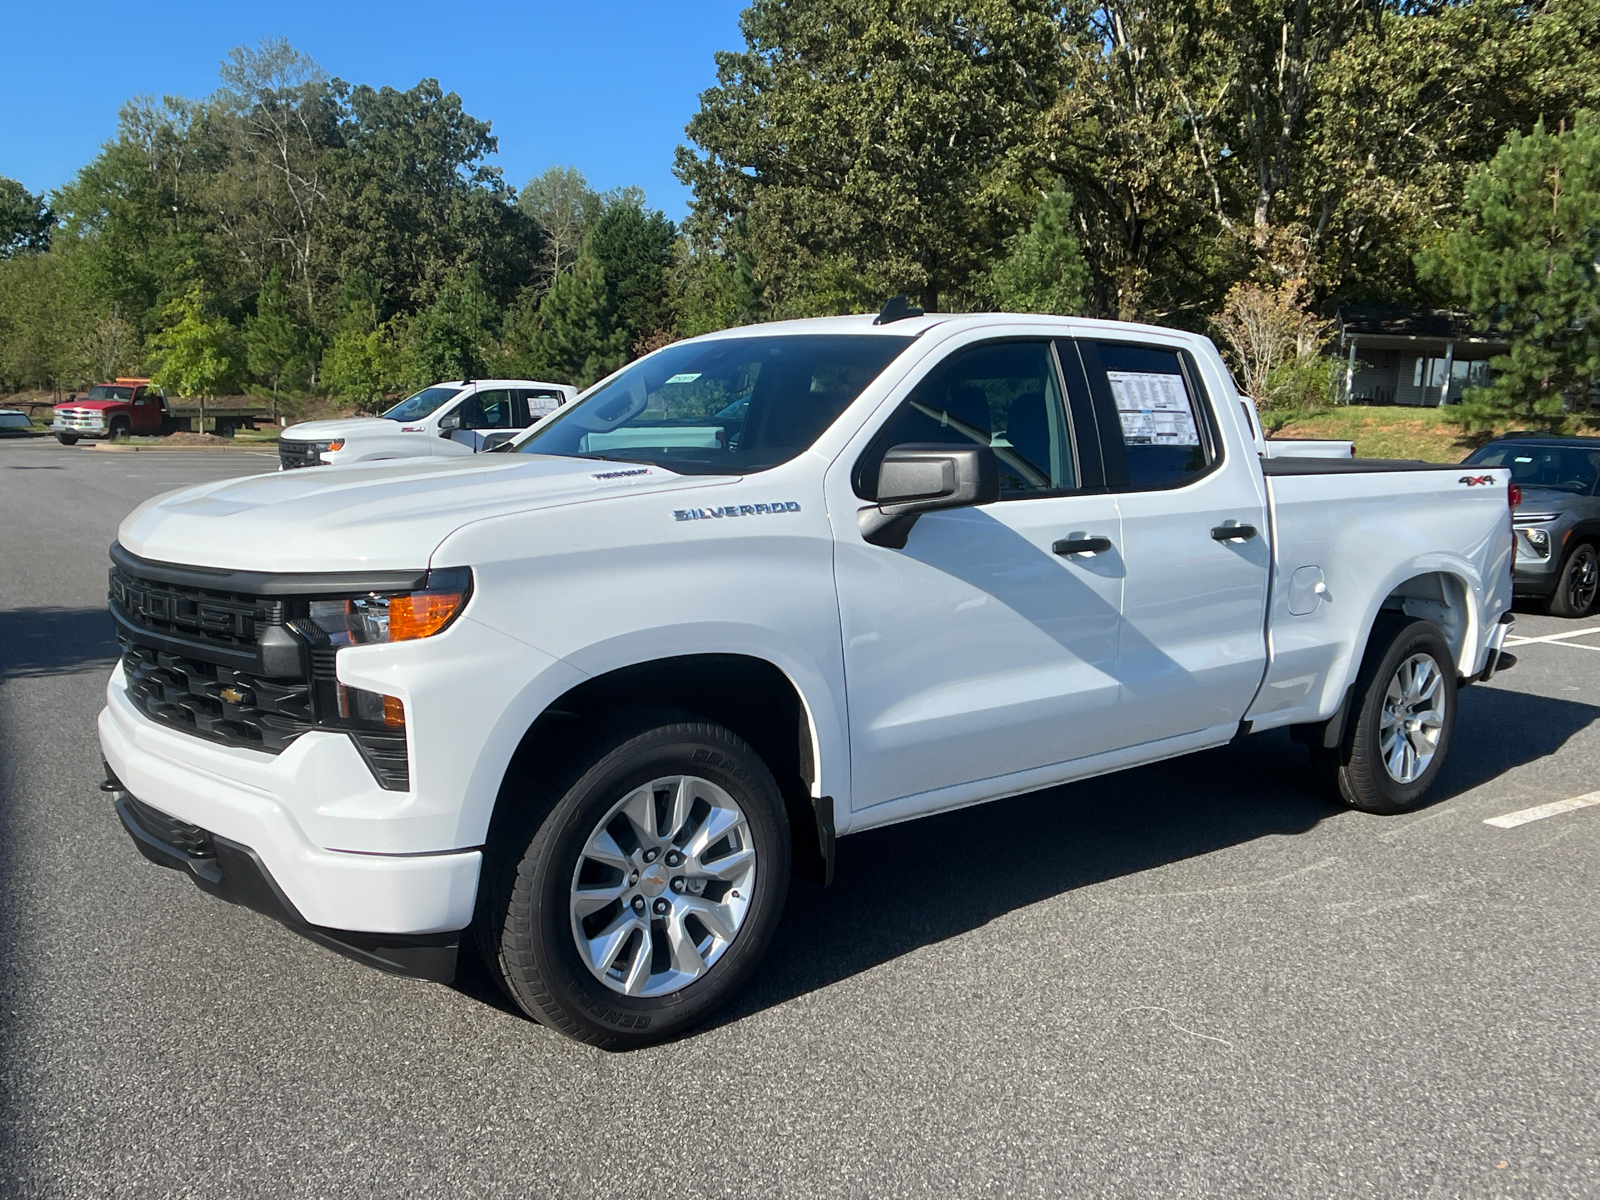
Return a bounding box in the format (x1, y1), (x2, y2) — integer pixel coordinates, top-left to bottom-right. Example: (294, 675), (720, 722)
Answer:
(858, 443), (1000, 548)
(438, 412), (461, 433)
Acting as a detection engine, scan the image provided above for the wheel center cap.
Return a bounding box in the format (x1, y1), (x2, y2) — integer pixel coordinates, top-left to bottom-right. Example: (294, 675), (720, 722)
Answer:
(639, 862), (670, 898)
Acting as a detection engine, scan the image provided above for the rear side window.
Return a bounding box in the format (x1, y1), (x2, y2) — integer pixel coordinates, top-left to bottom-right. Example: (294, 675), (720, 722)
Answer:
(854, 340), (1077, 500)
(1077, 341), (1218, 490)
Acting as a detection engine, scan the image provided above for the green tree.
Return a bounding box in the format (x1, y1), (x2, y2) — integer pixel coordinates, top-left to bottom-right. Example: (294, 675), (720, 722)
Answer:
(587, 199), (676, 351)
(677, 0), (1069, 314)
(147, 279), (240, 428)
(0, 176), (52, 257)
(519, 165), (602, 280)
(321, 324), (400, 410)
(324, 78), (541, 315)
(524, 250), (627, 387)
(978, 184), (1088, 314)
(0, 251), (96, 392)
(409, 265), (499, 384)
(1418, 113), (1600, 431)
(244, 266), (306, 417)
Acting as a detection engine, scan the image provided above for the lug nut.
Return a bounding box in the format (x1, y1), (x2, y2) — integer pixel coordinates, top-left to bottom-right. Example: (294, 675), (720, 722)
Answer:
(631, 896), (646, 913)
(652, 898), (669, 915)
(670, 877), (684, 893)
(628, 871), (639, 885)
(643, 848), (659, 864)
(664, 850), (684, 868)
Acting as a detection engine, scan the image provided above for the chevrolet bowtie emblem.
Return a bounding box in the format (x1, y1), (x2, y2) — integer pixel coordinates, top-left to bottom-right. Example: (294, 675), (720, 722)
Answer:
(219, 686), (247, 704)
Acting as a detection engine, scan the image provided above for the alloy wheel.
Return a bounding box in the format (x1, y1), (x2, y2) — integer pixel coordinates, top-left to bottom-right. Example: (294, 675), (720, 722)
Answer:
(569, 774), (757, 997)
(1379, 652), (1445, 784)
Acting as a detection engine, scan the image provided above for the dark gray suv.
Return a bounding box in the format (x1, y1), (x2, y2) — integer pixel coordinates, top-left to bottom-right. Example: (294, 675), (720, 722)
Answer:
(1464, 436), (1600, 617)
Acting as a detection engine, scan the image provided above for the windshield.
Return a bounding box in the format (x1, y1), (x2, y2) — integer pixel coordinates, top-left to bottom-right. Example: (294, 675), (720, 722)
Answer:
(1467, 442), (1600, 495)
(84, 385), (134, 401)
(383, 386), (462, 423)
(516, 334), (913, 474)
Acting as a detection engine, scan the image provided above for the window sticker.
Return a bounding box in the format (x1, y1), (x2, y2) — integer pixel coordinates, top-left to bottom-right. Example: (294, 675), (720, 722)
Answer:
(1106, 370), (1200, 446)
(665, 373), (702, 385)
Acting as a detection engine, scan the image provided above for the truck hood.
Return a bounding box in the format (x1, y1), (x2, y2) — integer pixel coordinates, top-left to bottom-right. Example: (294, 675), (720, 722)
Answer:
(56, 400), (124, 411)
(118, 455), (718, 573)
(1515, 485), (1586, 514)
(282, 417), (402, 439)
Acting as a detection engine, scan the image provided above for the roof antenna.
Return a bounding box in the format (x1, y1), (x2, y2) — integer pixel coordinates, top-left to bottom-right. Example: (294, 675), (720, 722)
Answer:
(873, 295), (924, 325)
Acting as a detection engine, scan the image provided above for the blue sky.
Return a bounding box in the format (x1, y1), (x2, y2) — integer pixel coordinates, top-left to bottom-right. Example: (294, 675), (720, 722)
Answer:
(0, 0), (748, 220)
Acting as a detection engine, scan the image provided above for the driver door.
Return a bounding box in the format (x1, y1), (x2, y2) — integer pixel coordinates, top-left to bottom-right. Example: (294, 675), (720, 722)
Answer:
(438, 389), (514, 455)
(832, 339), (1130, 818)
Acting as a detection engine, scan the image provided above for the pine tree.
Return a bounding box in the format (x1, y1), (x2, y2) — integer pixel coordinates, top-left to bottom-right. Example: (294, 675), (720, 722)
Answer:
(410, 265), (499, 384)
(244, 266), (304, 419)
(1419, 113), (1600, 431)
(979, 184), (1089, 315)
(528, 250), (627, 387)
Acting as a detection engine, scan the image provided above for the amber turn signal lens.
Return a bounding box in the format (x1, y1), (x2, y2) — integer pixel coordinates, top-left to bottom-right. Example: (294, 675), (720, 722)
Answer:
(383, 694), (406, 727)
(388, 589), (467, 641)
(326, 439), (346, 452)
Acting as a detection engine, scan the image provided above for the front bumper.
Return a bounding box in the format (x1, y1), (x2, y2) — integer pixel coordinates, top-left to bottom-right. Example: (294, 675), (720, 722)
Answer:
(53, 421), (106, 438)
(99, 676), (482, 935)
(110, 781), (461, 981)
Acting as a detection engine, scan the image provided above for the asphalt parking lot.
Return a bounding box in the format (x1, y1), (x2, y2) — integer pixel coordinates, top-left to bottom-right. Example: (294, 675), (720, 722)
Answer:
(1, 435), (1596, 1199)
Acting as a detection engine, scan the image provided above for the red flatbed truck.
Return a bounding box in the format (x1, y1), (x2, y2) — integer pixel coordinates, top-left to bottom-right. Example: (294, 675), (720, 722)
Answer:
(51, 378), (268, 444)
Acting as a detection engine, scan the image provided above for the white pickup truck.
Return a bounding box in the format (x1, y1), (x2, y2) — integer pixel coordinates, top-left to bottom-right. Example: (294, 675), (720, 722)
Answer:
(99, 311), (1516, 1047)
(278, 378), (577, 468)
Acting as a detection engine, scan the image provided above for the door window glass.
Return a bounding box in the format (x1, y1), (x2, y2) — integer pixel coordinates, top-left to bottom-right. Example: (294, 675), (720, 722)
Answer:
(854, 341), (1076, 500)
(458, 390), (514, 431)
(1085, 341), (1217, 489)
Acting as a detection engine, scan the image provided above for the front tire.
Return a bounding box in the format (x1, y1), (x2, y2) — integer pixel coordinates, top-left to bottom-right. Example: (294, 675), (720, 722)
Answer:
(1546, 543), (1599, 618)
(484, 715), (791, 1048)
(1314, 616), (1457, 814)
(55, 432), (78, 445)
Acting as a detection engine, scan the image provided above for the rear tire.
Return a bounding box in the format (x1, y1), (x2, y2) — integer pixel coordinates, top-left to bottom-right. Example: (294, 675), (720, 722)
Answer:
(1546, 543), (1599, 618)
(480, 713), (791, 1048)
(1313, 616), (1457, 814)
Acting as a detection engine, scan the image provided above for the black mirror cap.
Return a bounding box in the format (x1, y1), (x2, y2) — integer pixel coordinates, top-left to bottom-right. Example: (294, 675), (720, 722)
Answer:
(860, 443), (999, 548)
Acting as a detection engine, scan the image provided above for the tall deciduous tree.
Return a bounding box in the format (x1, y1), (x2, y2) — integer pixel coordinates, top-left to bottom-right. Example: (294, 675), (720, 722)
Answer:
(677, 0), (1069, 314)
(1418, 112), (1600, 431)
(519, 165), (602, 281)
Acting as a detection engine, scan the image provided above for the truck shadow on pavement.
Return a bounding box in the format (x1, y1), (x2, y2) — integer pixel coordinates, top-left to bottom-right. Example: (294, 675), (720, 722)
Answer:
(0, 607), (118, 680)
(701, 682), (1600, 1035)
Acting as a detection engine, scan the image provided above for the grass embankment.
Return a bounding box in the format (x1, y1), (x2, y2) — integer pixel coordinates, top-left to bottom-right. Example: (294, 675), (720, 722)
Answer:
(1272, 407), (1489, 463)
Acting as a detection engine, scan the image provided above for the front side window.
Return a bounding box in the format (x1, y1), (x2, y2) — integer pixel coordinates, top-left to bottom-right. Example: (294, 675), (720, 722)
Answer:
(855, 340), (1076, 500)
(1466, 442), (1600, 494)
(1081, 341), (1217, 489)
(458, 389), (515, 430)
(384, 386), (462, 423)
(518, 334), (912, 474)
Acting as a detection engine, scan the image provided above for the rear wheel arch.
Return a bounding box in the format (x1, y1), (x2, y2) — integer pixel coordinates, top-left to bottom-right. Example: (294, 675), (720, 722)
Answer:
(1371, 570), (1474, 676)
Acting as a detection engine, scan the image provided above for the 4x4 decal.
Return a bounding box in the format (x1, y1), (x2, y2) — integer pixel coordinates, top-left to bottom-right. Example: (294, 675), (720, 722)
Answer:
(1458, 475), (1495, 486)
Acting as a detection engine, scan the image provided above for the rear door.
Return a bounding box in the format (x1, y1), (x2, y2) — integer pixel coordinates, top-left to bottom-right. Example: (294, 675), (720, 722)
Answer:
(1065, 337), (1270, 745)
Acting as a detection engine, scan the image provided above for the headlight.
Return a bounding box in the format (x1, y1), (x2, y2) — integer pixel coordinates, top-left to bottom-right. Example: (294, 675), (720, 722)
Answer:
(1523, 528), (1550, 555)
(316, 439), (346, 452)
(307, 567), (472, 645)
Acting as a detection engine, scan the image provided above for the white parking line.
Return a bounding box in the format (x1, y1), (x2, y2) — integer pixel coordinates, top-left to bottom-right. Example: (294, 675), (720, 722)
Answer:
(1505, 626), (1600, 647)
(1484, 792), (1600, 829)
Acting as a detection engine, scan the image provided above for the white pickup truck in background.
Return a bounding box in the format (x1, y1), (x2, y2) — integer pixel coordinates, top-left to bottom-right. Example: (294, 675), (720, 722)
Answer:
(278, 378), (577, 469)
(99, 310), (1514, 1048)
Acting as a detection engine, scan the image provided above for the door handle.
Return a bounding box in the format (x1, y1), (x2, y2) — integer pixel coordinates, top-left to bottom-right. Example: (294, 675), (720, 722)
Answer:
(1053, 536), (1113, 556)
(1211, 523), (1258, 541)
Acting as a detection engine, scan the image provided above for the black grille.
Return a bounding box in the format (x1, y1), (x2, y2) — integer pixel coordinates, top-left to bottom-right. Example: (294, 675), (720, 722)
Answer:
(110, 567), (278, 649)
(278, 439), (321, 469)
(124, 794), (215, 859)
(121, 639), (315, 752)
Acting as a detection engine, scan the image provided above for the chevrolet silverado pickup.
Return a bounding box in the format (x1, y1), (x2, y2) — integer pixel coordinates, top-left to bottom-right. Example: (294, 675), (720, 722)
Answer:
(278, 378), (577, 468)
(99, 310), (1516, 1047)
